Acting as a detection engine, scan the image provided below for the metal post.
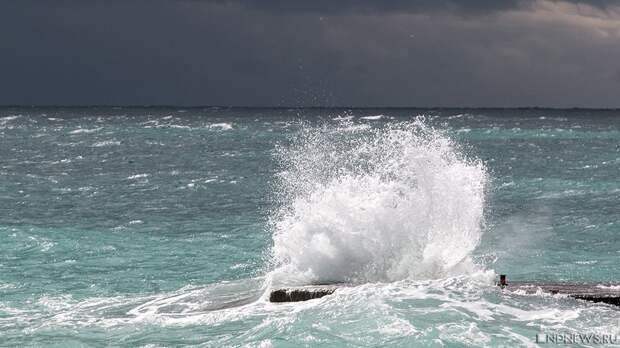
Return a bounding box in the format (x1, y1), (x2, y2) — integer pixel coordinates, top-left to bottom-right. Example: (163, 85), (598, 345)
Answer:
(499, 274), (507, 287)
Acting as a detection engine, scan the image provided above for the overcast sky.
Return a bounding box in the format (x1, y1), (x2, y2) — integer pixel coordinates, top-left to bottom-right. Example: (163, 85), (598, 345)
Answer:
(1, 0), (620, 107)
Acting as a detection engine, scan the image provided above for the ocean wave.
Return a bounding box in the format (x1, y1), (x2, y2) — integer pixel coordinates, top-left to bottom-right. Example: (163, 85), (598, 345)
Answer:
(209, 122), (234, 130)
(127, 174), (149, 180)
(70, 127), (102, 134)
(0, 115), (21, 122)
(269, 119), (487, 285)
(0, 115), (22, 129)
(360, 115), (384, 120)
(341, 124), (372, 132)
(92, 140), (121, 147)
(3, 274), (618, 347)
(332, 115), (355, 121)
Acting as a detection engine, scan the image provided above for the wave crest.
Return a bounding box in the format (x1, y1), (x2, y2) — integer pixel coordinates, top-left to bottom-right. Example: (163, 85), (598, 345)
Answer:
(270, 119), (487, 285)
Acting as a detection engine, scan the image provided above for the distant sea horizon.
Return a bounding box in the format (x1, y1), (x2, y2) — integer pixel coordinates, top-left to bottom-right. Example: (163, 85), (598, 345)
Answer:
(2, 105), (620, 110)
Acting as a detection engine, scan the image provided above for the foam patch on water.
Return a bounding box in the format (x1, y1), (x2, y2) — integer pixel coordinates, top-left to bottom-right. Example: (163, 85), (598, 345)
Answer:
(360, 115), (384, 120)
(269, 119), (487, 285)
(92, 140), (121, 147)
(70, 127), (102, 134)
(2, 274), (619, 347)
(0, 115), (21, 124)
(127, 174), (150, 180)
(209, 123), (233, 130)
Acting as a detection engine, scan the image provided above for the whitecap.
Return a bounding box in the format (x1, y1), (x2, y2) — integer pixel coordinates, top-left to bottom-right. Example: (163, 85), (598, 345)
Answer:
(127, 174), (149, 180)
(209, 123), (233, 130)
(0, 283), (17, 290)
(168, 124), (191, 129)
(70, 127), (102, 134)
(342, 124), (371, 132)
(332, 115), (355, 121)
(0, 115), (21, 122)
(92, 140), (121, 147)
(596, 284), (620, 290)
(575, 260), (598, 265)
(360, 115), (384, 120)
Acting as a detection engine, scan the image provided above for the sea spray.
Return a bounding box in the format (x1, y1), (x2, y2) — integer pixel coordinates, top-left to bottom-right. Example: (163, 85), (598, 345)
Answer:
(269, 119), (488, 285)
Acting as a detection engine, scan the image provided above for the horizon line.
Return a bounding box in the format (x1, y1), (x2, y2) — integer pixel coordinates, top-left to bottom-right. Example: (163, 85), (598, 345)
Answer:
(1, 105), (620, 111)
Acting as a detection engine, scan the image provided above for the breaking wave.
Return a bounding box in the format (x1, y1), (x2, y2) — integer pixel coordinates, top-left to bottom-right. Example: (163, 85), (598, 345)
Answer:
(269, 119), (487, 285)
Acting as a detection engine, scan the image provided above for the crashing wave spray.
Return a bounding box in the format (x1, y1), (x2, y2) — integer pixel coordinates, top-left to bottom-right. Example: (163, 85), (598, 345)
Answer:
(269, 119), (487, 285)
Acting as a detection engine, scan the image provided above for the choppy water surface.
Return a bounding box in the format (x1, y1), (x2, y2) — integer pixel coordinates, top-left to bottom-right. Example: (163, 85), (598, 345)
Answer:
(0, 107), (618, 347)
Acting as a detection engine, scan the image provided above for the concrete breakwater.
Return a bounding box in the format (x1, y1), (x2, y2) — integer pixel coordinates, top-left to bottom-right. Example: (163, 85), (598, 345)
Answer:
(269, 276), (620, 305)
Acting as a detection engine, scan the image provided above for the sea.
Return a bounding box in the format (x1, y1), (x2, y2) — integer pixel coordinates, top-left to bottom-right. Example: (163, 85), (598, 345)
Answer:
(0, 107), (618, 347)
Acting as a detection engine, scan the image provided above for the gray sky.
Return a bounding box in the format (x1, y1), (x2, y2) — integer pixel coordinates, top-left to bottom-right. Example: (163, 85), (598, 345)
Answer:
(1, 0), (620, 107)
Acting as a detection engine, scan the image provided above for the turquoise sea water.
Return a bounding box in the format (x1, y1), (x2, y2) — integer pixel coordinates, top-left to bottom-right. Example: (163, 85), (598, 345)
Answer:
(0, 107), (618, 347)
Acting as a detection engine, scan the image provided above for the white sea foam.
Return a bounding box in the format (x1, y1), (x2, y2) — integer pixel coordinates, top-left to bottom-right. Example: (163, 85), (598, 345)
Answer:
(168, 124), (191, 129)
(341, 123), (371, 132)
(0, 115), (21, 128)
(127, 174), (149, 180)
(0, 283), (17, 290)
(0, 115), (21, 122)
(596, 284), (620, 290)
(269, 119), (487, 285)
(360, 115), (384, 120)
(4, 274), (617, 347)
(70, 127), (102, 134)
(332, 115), (355, 121)
(209, 122), (234, 130)
(92, 140), (121, 147)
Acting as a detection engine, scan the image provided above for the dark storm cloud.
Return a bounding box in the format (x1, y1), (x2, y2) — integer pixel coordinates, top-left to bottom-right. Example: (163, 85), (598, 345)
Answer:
(203, 0), (524, 14)
(1, 0), (619, 107)
(197, 0), (618, 14)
